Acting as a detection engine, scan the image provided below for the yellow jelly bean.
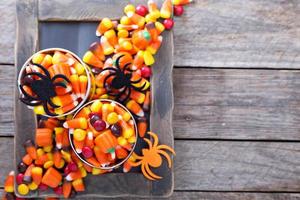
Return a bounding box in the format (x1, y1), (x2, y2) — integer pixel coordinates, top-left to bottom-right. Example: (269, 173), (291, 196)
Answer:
(107, 112), (119, 124)
(128, 135), (136, 144)
(28, 182), (38, 191)
(117, 136), (128, 146)
(43, 160), (54, 169)
(18, 184), (29, 195)
(122, 112), (131, 122)
(124, 4), (135, 14)
(90, 100), (103, 113)
(120, 16), (131, 25)
(123, 128), (134, 139)
(121, 41), (133, 50)
(57, 159), (65, 169)
(36, 148), (45, 157)
(73, 129), (87, 141)
(46, 152), (53, 161)
(145, 13), (157, 23)
(43, 145), (53, 153)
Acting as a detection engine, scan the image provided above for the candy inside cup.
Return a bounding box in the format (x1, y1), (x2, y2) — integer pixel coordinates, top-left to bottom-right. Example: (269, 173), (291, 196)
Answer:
(17, 48), (91, 118)
(69, 99), (138, 170)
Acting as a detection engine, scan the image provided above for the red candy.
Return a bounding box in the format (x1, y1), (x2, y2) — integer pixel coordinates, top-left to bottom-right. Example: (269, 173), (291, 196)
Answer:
(174, 5), (184, 16)
(16, 173), (24, 185)
(54, 185), (63, 195)
(163, 18), (174, 30)
(93, 120), (106, 131)
(38, 183), (49, 191)
(82, 146), (93, 158)
(141, 66), (152, 78)
(67, 162), (78, 172)
(136, 5), (148, 17)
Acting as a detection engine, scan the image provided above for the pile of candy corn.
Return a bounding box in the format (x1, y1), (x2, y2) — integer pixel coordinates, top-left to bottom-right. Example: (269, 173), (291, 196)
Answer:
(3, 0), (191, 199)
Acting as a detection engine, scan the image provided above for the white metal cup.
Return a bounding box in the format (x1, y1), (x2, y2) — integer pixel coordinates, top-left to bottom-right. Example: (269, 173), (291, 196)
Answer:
(17, 48), (91, 118)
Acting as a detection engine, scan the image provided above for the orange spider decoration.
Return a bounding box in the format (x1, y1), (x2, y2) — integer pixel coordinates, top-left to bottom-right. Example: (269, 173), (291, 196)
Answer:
(130, 132), (176, 180)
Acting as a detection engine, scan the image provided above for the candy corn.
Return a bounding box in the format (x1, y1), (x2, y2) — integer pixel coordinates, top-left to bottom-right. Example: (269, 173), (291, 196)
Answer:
(36, 128), (53, 147)
(83, 51), (104, 68)
(101, 36), (114, 55)
(31, 166), (43, 185)
(24, 140), (37, 160)
(42, 167), (62, 188)
(89, 42), (105, 61)
(72, 179), (85, 192)
(126, 100), (144, 117)
(96, 18), (114, 36)
(4, 171), (14, 193)
(160, 0), (172, 19)
(173, 0), (192, 6)
(63, 181), (72, 198)
(63, 117), (88, 129)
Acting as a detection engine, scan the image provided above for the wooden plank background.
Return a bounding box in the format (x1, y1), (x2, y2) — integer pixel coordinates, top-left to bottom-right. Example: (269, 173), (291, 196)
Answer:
(1, 0), (300, 199)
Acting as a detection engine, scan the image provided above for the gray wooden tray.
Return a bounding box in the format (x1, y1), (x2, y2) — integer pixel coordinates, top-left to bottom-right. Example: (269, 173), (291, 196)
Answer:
(15, 0), (174, 198)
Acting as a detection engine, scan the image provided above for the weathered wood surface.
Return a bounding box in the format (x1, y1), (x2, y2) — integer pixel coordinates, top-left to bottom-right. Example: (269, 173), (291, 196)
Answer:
(3, 190), (300, 200)
(0, 0), (15, 64)
(3, 140), (300, 192)
(38, 0), (300, 68)
(174, 68), (300, 140)
(0, 65), (14, 136)
(0, 138), (14, 186)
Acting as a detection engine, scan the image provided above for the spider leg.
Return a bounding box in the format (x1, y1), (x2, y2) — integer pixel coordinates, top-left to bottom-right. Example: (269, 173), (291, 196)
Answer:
(19, 85), (39, 100)
(122, 63), (133, 72)
(20, 98), (41, 106)
(118, 87), (131, 103)
(148, 132), (159, 147)
(47, 99), (60, 109)
(103, 73), (117, 91)
(32, 63), (51, 77)
(52, 74), (70, 83)
(129, 159), (142, 167)
(107, 86), (126, 97)
(26, 72), (48, 80)
(145, 163), (162, 179)
(100, 68), (118, 74)
(54, 82), (67, 88)
(131, 82), (147, 92)
(43, 101), (57, 116)
(132, 152), (143, 160)
(157, 150), (172, 168)
(115, 55), (125, 69)
(143, 138), (153, 149)
(141, 163), (155, 180)
(157, 145), (176, 155)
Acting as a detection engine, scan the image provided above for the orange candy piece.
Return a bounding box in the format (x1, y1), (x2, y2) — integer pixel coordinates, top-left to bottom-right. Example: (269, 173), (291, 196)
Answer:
(42, 167), (62, 188)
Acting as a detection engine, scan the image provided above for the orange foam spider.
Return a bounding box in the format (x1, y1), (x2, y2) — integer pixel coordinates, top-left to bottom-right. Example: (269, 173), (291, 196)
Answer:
(130, 132), (176, 180)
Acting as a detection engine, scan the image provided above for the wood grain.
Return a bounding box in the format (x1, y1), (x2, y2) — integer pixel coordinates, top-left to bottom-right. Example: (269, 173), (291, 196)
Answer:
(174, 68), (300, 140)
(38, 0), (300, 69)
(0, 65), (14, 136)
(0, 138), (14, 187)
(3, 139), (300, 192)
(0, 0), (15, 64)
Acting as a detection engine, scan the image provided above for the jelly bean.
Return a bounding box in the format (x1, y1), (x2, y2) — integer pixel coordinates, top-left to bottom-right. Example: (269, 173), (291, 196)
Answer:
(18, 184), (29, 195)
(90, 100), (103, 113)
(124, 4), (135, 14)
(22, 75), (34, 85)
(28, 182), (38, 191)
(54, 186), (63, 195)
(128, 135), (136, 144)
(43, 160), (54, 169)
(16, 173), (24, 185)
(136, 5), (148, 17)
(67, 162), (79, 172)
(82, 146), (93, 158)
(118, 29), (129, 38)
(174, 5), (184, 16)
(163, 18), (174, 30)
(73, 129), (87, 141)
(89, 114), (100, 125)
(38, 183), (48, 191)
(93, 120), (106, 131)
(117, 136), (128, 146)
(18, 162), (27, 173)
(141, 66), (152, 78)
(111, 124), (122, 137)
(107, 112), (119, 124)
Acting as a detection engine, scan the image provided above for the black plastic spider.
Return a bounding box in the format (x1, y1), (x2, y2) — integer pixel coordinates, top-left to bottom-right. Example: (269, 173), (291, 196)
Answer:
(101, 55), (147, 103)
(19, 63), (70, 116)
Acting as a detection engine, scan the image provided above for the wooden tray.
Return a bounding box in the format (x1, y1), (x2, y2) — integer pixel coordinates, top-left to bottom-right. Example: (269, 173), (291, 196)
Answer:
(15, 0), (174, 198)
